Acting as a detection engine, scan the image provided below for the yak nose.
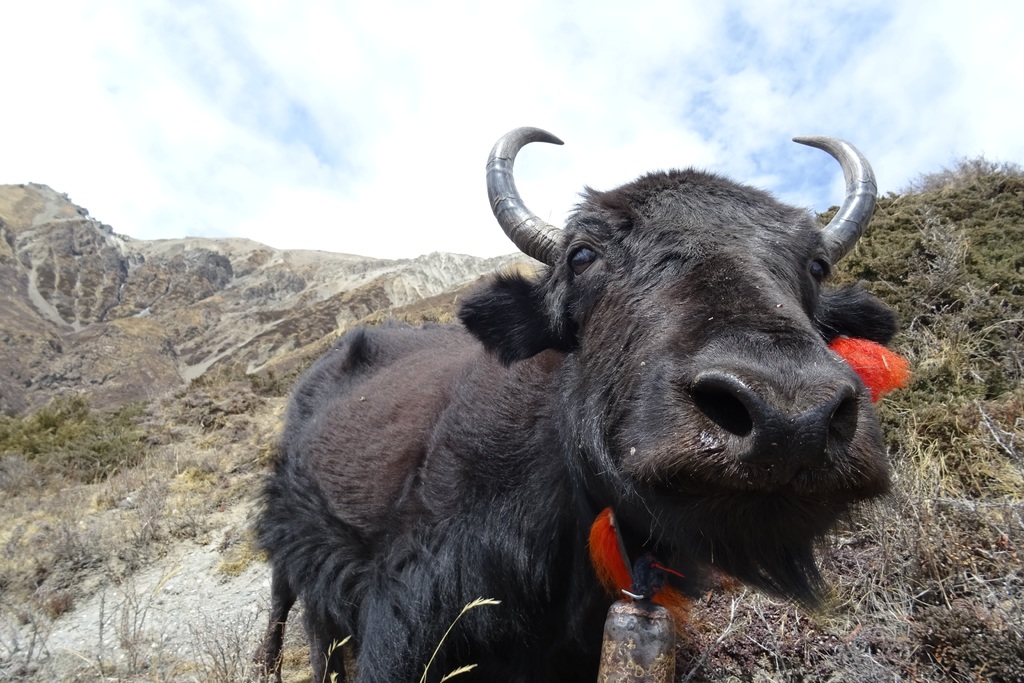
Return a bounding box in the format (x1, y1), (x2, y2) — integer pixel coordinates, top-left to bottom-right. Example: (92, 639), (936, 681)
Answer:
(691, 371), (860, 481)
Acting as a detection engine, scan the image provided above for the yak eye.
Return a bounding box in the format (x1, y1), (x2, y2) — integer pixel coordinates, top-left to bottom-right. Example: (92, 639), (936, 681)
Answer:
(569, 246), (597, 276)
(809, 258), (830, 282)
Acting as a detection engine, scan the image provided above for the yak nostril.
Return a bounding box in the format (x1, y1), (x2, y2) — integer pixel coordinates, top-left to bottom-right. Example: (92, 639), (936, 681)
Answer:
(828, 387), (859, 447)
(691, 375), (754, 438)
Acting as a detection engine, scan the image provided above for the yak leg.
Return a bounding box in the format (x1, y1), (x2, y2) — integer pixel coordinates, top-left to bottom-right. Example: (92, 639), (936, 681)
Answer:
(253, 568), (296, 682)
(304, 610), (350, 682)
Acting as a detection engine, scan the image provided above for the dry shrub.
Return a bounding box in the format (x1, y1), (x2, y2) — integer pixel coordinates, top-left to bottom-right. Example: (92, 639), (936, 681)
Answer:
(215, 526), (262, 577)
(0, 494), (108, 609)
(0, 396), (147, 484)
(913, 601), (1024, 682)
(170, 381), (265, 434)
(0, 600), (52, 679)
(829, 156), (1024, 677)
(839, 159), (1024, 499)
(903, 157), (1024, 195)
(186, 607), (264, 682)
(0, 454), (45, 494)
(895, 397), (1024, 498)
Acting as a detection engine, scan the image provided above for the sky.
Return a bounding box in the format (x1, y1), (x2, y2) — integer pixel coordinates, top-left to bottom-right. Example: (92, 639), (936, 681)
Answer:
(1, 0), (1022, 260)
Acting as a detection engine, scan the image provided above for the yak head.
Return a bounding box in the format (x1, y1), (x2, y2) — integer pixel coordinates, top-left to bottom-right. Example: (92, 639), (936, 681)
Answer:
(459, 128), (896, 604)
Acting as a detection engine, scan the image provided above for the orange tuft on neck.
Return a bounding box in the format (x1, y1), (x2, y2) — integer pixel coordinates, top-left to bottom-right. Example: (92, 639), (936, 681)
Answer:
(588, 508), (690, 622)
(588, 508), (632, 596)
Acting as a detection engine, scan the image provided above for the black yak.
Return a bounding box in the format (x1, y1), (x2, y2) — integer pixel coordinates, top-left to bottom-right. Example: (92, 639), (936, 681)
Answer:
(253, 128), (899, 682)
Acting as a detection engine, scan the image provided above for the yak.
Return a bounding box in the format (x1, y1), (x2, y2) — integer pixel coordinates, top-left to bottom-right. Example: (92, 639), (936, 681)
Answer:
(253, 127), (898, 682)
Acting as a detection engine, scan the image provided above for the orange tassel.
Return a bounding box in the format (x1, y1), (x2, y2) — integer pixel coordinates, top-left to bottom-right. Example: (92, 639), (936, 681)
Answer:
(588, 508), (690, 621)
(829, 337), (911, 402)
(588, 508), (632, 596)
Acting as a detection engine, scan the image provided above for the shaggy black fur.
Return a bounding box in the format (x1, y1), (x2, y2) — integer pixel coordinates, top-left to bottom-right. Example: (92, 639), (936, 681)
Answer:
(254, 167), (897, 682)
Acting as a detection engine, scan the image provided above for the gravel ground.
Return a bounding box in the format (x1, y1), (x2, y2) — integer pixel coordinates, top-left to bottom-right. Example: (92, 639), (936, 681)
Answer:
(3, 505), (287, 682)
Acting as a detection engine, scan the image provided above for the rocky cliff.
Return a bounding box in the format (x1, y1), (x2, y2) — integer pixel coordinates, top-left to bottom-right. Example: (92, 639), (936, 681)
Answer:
(0, 183), (526, 414)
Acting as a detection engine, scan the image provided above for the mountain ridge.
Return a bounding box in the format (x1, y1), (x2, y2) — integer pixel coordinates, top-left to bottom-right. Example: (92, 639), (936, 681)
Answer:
(0, 183), (526, 415)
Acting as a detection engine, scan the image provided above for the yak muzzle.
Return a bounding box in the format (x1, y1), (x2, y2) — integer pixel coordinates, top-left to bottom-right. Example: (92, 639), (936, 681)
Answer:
(691, 370), (861, 484)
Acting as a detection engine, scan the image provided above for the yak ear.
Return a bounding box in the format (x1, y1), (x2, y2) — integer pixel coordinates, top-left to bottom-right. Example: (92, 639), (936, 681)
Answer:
(816, 284), (898, 344)
(458, 272), (571, 365)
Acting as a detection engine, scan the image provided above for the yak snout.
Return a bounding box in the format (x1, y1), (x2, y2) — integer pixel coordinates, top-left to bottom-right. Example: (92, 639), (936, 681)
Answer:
(690, 370), (861, 483)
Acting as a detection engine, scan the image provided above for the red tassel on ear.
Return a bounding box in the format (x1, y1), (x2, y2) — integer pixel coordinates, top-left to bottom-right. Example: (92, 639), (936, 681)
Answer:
(829, 337), (911, 402)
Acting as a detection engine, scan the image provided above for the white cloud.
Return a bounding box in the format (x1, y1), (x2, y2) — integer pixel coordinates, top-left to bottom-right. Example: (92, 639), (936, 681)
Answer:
(1, 0), (1021, 259)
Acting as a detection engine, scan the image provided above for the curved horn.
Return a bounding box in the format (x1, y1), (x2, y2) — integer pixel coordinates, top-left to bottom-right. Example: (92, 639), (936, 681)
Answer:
(486, 127), (564, 265)
(793, 136), (877, 263)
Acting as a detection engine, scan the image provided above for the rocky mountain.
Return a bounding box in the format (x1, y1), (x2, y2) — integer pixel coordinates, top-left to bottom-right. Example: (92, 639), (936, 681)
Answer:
(0, 183), (527, 415)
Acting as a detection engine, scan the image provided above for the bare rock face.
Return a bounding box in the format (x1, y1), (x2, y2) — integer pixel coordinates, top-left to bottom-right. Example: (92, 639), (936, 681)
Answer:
(0, 183), (526, 414)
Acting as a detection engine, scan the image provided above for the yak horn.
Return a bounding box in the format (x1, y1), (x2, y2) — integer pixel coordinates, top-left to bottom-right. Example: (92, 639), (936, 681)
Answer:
(793, 136), (877, 263)
(486, 127), (564, 265)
